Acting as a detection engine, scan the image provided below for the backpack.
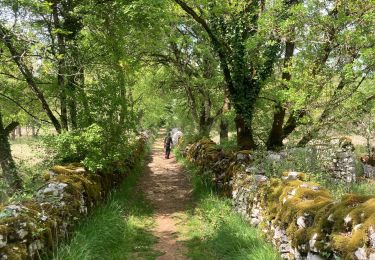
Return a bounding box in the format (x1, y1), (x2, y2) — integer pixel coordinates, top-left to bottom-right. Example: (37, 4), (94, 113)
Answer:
(165, 136), (172, 148)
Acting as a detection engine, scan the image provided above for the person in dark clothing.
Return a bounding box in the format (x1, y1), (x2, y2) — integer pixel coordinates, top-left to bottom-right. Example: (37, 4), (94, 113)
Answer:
(164, 133), (173, 159)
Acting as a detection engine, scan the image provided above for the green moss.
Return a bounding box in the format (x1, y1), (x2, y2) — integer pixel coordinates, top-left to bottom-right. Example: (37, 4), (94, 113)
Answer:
(186, 139), (375, 259)
(1, 244), (27, 260)
(51, 165), (86, 176)
(50, 165), (102, 206)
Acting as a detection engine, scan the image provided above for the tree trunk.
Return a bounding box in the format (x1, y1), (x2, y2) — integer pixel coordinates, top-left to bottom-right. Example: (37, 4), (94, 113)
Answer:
(266, 39), (295, 150)
(199, 123), (211, 137)
(220, 88), (230, 143)
(282, 109), (306, 140)
(219, 119), (229, 143)
(267, 105), (286, 150)
(52, 0), (68, 131)
(66, 48), (81, 130)
(0, 112), (22, 193)
(59, 72), (68, 131)
(297, 131), (314, 147)
(198, 99), (213, 137)
(235, 115), (256, 150)
(67, 68), (78, 129)
(17, 126), (22, 137)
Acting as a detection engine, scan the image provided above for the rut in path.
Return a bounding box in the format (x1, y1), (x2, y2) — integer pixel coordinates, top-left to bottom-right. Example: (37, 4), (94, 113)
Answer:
(137, 135), (192, 259)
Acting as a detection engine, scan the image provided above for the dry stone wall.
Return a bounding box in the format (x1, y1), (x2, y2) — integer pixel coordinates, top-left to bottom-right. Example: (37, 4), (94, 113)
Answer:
(0, 136), (147, 260)
(185, 138), (375, 260)
(364, 164), (375, 179)
(331, 138), (357, 183)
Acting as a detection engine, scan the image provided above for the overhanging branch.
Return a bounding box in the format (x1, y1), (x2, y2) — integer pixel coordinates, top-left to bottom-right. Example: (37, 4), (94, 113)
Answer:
(0, 93), (52, 124)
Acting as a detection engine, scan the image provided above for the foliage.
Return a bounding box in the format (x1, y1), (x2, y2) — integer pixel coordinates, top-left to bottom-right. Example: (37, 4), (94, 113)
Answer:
(44, 124), (133, 172)
(0, 0), (374, 194)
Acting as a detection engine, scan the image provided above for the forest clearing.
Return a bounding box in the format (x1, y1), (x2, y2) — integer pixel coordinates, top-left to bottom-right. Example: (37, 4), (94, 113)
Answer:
(0, 0), (374, 259)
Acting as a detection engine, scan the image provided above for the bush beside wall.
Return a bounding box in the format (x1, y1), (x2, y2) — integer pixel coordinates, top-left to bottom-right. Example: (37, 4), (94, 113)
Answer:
(184, 139), (375, 260)
(0, 136), (147, 260)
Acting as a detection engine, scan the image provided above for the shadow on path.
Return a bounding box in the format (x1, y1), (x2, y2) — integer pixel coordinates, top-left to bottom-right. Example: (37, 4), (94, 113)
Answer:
(137, 134), (192, 260)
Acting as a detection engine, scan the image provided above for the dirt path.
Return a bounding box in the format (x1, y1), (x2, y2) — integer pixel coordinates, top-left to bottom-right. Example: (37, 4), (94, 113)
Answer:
(137, 134), (192, 259)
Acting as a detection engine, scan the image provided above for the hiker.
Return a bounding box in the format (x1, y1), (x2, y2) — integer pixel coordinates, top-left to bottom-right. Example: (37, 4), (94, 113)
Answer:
(164, 132), (173, 159)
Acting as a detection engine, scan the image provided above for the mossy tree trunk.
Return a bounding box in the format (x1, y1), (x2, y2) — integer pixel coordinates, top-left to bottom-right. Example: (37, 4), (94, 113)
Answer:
(0, 111), (22, 193)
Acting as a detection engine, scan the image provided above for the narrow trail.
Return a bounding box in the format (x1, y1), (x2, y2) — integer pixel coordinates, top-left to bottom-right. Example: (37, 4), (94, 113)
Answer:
(137, 134), (192, 259)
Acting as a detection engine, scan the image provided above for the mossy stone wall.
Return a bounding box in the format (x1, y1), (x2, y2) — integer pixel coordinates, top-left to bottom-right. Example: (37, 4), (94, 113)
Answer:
(185, 139), (375, 260)
(0, 136), (147, 260)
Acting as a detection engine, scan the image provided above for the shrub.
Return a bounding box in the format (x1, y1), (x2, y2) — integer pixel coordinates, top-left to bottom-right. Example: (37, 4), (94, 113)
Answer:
(44, 124), (134, 172)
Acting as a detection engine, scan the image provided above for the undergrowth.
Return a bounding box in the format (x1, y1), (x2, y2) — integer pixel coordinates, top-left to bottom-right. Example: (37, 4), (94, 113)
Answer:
(0, 137), (53, 203)
(176, 153), (280, 260)
(49, 157), (161, 260)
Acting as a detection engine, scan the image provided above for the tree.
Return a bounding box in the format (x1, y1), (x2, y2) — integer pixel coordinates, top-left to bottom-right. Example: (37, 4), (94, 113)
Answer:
(148, 20), (228, 137)
(0, 110), (22, 193)
(262, 0), (375, 149)
(173, 0), (280, 149)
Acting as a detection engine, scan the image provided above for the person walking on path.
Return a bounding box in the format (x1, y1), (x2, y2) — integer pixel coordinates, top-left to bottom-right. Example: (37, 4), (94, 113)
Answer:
(164, 132), (173, 159)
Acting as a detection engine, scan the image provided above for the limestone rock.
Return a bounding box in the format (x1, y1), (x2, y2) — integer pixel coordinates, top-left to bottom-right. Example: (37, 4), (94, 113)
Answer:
(297, 216), (306, 229)
(354, 247), (367, 260)
(307, 252), (325, 260)
(0, 235), (6, 248)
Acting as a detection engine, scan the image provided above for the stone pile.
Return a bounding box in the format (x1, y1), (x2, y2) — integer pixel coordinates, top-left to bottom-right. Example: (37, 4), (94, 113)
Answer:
(331, 137), (357, 183)
(364, 164), (375, 179)
(0, 136), (147, 259)
(185, 138), (375, 260)
(361, 151), (375, 179)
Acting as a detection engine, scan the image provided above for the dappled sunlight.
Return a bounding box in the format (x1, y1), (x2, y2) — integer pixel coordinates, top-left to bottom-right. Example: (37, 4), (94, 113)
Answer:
(137, 134), (192, 259)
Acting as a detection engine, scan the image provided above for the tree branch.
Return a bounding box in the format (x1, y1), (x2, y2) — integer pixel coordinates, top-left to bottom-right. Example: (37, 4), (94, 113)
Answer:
(0, 93), (52, 124)
(0, 23), (62, 132)
(4, 121), (19, 135)
(173, 0), (234, 92)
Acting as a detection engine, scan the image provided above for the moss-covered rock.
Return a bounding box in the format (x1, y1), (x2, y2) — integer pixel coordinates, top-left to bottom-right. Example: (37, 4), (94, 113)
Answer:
(0, 136), (147, 260)
(184, 139), (375, 260)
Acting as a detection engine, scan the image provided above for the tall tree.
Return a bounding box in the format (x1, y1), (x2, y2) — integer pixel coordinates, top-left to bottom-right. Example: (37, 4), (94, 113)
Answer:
(174, 0), (279, 149)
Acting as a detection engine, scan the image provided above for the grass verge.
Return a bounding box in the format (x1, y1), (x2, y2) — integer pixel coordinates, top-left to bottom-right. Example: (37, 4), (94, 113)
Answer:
(49, 157), (161, 260)
(175, 155), (280, 260)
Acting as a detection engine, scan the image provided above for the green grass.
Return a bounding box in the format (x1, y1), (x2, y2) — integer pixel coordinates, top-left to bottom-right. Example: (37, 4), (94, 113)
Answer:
(176, 159), (280, 260)
(0, 136), (53, 203)
(351, 181), (375, 196)
(49, 159), (161, 260)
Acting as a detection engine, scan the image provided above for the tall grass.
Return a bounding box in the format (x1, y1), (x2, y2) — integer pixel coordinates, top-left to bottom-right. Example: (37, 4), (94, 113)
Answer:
(177, 159), (280, 260)
(50, 159), (161, 260)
